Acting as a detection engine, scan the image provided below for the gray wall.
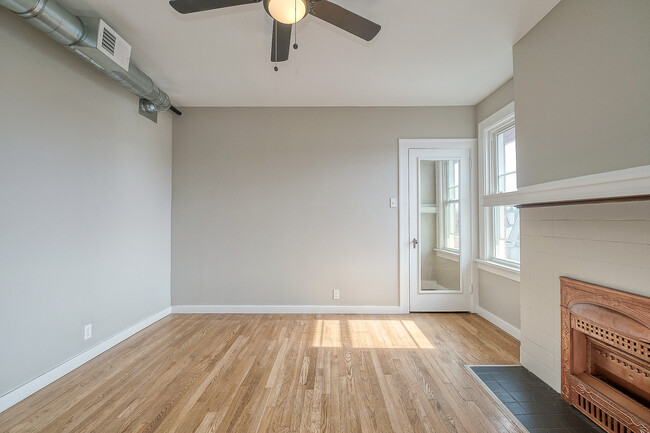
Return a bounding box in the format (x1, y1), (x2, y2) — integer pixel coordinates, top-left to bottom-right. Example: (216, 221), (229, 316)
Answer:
(0, 10), (172, 397)
(475, 79), (520, 330)
(477, 270), (520, 328)
(476, 78), (514, 124)
(172, 107), (475, 306)
(513, 0), (650, 188)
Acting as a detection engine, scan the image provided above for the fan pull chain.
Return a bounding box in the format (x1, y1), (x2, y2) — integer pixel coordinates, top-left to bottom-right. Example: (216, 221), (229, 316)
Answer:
(293, 0), (298, 50)
(273, 20), (279, 71)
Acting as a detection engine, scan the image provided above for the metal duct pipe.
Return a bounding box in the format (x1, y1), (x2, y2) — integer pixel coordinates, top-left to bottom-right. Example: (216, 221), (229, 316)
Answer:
(1, 0), (172, 113)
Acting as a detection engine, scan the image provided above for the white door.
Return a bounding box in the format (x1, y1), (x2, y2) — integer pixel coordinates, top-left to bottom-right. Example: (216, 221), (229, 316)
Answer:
(408, 149), (472, 312)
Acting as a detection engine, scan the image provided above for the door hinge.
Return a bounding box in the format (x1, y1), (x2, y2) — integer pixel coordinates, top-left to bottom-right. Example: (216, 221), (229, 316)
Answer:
(470, 283), (474, 294)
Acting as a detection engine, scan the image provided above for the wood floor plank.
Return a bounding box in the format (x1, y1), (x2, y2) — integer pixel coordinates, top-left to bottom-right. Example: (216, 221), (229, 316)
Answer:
(0, 314), (523, 433)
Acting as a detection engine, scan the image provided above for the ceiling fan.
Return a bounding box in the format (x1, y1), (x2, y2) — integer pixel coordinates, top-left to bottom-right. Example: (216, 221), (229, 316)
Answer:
(169, 0), (381, 64)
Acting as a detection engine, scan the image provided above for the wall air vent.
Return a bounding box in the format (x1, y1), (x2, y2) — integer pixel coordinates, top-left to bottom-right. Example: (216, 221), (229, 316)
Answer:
(96, 20), (131, 72)
(101, 28), (116, 54)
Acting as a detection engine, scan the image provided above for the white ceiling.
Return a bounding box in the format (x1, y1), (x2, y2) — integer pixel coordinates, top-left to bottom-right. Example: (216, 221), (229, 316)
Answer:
(61, 0), (560, 107)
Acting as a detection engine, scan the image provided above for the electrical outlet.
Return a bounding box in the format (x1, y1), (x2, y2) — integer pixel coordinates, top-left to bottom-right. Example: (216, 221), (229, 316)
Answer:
(333, 290), (340, 300)
(84, 323), (92, 340)
(390, 197), (397, 208)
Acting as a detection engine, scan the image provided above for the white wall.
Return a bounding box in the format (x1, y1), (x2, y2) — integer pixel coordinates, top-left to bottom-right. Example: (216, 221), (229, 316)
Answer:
(519, 202), (650, 390)
(513, 0), (650, 187)
(0, 10), (172, 397)
(171, 107), (476, 307)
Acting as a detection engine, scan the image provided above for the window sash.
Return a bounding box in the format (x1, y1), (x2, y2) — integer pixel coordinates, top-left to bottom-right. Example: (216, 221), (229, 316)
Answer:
(491, 205), (520, 264)
(493, 124), (517, 194)
(480, 109), (520, 267)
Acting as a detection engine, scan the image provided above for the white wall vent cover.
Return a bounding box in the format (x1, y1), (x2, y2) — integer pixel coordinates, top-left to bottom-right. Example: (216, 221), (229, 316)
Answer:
(97, 20), (131, 72)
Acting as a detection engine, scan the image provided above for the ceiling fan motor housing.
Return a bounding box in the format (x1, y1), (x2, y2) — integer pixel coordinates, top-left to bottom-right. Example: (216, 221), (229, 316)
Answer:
(263, 0), (309, 24)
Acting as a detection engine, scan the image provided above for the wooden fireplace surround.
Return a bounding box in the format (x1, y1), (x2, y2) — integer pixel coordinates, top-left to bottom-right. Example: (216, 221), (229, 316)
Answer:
(561, 277), (650, 433)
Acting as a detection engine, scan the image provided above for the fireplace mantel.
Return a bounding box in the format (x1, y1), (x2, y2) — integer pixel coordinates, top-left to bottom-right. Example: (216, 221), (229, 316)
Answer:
(482, 164), (650, 208)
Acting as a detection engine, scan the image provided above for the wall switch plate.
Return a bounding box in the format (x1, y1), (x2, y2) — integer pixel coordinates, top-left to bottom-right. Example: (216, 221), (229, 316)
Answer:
(390, 198), (397, 208)
(84, 324), (92, 340)
(333, 290), (340, 300)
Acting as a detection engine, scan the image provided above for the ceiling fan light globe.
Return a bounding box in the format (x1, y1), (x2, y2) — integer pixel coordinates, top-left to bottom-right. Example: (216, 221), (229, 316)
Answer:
(265, 0), (308, 24)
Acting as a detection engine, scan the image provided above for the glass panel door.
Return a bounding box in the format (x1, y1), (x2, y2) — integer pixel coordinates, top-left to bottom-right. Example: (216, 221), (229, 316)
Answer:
(419, 160), (460, 292)
(409, 149), (471, 312)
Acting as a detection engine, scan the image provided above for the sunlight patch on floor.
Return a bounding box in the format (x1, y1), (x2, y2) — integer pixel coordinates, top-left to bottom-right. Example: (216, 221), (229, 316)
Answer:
(311, 319), (435, 349)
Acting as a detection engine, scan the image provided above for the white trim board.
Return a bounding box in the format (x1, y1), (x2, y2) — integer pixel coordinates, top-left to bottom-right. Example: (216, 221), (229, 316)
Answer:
(0, 307), (172, 413)
(475, 259), (520, 282)
(171, 305), (403, 314)
(483, 165), (650, 207)
(476, 307), (521, 340)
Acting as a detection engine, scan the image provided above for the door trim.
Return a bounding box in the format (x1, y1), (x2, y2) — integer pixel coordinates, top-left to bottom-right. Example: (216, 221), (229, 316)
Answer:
(398, 139), (478, 314)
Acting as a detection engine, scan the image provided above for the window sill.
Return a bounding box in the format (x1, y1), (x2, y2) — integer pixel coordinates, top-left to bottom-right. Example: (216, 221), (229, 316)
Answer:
(434, 249), (459, 263)
(475, 259), (520, 282)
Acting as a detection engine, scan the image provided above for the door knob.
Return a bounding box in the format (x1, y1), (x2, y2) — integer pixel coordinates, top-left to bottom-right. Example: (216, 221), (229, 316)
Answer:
(412, 238), (419, 249)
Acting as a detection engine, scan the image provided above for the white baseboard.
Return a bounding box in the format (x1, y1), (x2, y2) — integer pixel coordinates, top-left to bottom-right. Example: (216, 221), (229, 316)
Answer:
(477, 306), (521, 340)
(0, 307), (172, 414)
(171, 305), (403, 315)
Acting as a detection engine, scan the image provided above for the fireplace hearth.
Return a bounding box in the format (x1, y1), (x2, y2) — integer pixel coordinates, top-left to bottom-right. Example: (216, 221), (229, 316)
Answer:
(561, 277), (650, 433)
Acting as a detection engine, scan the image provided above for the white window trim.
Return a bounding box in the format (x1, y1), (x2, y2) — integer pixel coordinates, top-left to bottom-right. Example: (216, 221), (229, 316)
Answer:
(478, 102), (520, 274)
(474, 259), (520, 282)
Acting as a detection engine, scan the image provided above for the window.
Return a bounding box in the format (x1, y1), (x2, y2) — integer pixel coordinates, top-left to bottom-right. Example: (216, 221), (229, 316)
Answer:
(479, 102), (520, 268)
(495, 126), (517, 194)
(442, 160), (460, 251)
(492, 125), (520, 263)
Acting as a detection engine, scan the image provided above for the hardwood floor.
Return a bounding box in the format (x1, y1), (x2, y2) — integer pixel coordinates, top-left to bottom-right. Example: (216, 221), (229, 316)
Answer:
(0, 313), (522, 433)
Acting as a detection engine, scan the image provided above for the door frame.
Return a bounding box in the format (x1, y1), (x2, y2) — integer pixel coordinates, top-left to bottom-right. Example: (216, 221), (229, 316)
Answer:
(398, 139), (478, 314)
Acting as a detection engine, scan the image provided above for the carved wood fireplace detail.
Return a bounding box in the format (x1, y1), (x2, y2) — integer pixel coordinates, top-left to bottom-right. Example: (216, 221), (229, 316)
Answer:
(561, 277), (650, 433)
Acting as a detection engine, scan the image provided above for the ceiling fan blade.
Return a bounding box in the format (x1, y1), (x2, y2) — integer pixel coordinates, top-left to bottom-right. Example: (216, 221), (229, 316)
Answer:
(309, 0), (380, 41)
(271, 20), (292, 62)
(169, 0), (260, 14)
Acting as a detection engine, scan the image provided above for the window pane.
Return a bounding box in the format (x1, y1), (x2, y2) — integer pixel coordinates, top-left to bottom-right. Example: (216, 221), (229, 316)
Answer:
(496, 126), (517, 193)
(447, 160), (459, 190)
(448, 185), (458, 201)
(505, 141), (516, 174)
(505, 173), (517, 192)
(445, 202), (460, 251)
(442, 159), (461, 252)
(493, 205), (520, 262)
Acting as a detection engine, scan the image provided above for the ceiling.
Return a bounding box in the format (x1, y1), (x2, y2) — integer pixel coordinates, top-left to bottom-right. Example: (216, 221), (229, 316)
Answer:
(61, 0), (560, 107)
